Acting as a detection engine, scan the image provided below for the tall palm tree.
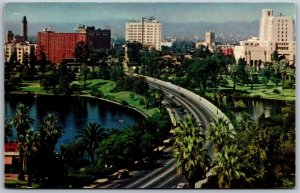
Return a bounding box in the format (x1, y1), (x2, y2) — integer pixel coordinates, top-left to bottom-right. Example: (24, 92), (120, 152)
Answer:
(207, 117), (235, 153)
(24, 129), (39, 187)
(37, 113), (63, 182)
(11, 104), (33, 181)
(76, 122), (107, 162)
(174, 116), (210, 188)
(213, 145), (245, 188)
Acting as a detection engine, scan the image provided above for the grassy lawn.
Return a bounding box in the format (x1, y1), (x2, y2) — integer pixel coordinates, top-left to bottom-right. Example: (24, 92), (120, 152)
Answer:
(5, 179), (40, 188)
(83, 79), (159, 117)
(18, 79), (159, 117)
(218, 77), (296, 101)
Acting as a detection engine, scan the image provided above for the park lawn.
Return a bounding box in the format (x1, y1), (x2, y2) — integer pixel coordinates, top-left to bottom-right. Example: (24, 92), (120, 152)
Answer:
(21, 85), (44, 93)
(20, 80), (45, 94)
(219, 77), (295, 101)
(84, 79), (159, 116)
(5, 179), (40, 188)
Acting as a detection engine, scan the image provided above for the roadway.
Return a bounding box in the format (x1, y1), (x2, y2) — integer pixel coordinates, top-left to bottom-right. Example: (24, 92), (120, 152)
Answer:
(97, 75), (230, 189)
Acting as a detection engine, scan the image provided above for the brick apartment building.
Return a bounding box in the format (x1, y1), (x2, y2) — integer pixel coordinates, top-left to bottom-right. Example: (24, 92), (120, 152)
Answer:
(37, 25), (111, 64)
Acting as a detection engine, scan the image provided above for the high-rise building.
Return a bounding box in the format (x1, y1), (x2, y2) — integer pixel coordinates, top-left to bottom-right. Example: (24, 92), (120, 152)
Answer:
(259, 9), (294, 42)
(22, 16), (28, 41)
(5, 31), (14, 43)
(205, 31), (215, 45)
(234, 9), (295, 66)
(125, 17), (162, 50)
(4, 16), (37, 64)
(37, 25), (111, 64)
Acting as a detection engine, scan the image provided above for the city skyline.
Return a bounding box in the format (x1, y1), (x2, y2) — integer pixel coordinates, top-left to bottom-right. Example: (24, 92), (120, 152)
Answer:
(5, 2), (295, 37)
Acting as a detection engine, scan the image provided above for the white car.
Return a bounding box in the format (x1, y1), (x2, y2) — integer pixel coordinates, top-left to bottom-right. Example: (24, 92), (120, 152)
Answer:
(176, 183), (187, 188)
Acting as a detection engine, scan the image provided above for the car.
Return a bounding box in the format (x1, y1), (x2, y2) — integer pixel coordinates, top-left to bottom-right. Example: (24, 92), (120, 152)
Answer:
(169, 94), (175, 99)
(176, 183), (187, 188)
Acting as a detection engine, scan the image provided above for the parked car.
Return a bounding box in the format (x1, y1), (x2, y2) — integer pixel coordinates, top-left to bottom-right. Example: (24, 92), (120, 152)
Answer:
(176, 183), (187, 188)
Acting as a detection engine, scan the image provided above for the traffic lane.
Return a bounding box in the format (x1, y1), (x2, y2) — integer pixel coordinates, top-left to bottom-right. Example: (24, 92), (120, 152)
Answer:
(148, 78), (217, 123)
(153, 84), (211, 129)
(98, 159), (174, 189)
(124, 158), (175, 188)
(142, 166), (185, 188)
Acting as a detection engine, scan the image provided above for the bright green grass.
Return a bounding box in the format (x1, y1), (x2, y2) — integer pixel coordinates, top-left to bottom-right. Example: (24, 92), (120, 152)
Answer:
(219, 77), (295, 101)
(80, 79), (159, 116)
(5, 179), (40, 188)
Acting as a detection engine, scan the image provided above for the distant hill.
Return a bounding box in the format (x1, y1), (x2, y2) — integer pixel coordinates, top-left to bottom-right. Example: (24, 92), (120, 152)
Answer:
(5, 19), (259, 41)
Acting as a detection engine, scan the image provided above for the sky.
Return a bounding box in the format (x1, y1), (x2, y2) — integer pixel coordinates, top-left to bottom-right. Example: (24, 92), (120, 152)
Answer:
(4, 2), (295, 24)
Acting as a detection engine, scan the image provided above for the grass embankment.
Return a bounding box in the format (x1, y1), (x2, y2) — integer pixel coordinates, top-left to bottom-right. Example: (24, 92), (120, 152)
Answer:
(19, 79), (159, 117)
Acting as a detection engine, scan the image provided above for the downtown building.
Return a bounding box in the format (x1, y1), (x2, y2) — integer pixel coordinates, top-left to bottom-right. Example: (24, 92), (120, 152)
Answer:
(234, 9), (296, 66)
(125, 17), (162, 51)
(4, 16), (37, 64)
(37, 25), (111, 64)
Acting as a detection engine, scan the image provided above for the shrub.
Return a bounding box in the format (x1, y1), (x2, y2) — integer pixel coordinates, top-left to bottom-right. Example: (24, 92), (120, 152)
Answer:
(282, 81), (293, 89)
(139, 99), (145, 106)
(273, 89), (281, 94)
(121, 100), (128, 106)
(91, 86), (103, 97)
(219, 79), (229, 87)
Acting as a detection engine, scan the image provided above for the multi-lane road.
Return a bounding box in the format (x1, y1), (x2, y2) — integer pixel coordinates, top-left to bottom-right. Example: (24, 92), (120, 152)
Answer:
(97, 75), (230, 189)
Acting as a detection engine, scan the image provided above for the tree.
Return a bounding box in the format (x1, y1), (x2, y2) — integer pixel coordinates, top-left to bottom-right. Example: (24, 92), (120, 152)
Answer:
(74, 41), (91, 65)
(126, 41), (143, 65)
(24, 129), (39, 187)
(260, 63), (273, 85)
(207, 118), (235, 153)
(246, 65), (256, 90)
(76, 122), (107, 162)
(11, 104), (33, 180)
(271, 49), (279, 62)
(110, 66), (124, 81)
(272, 61), (287, 86)
(236, 58), (249, 84)
(174, 116), (210, 188)
(80, 64), (89, 88)
(39, 51), (47, 74)
(36, 113), (63, 183)
(213, 145), (245, 188)
(57, 61), (75, 94)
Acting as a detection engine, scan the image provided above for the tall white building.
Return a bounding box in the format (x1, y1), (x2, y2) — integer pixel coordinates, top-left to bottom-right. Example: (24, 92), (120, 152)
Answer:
(234, 9), (295, 66)
(125, 17), (162, 51)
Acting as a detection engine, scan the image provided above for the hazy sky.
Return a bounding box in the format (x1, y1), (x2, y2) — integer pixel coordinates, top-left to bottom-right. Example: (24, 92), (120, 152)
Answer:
(4, 2), (295, 25)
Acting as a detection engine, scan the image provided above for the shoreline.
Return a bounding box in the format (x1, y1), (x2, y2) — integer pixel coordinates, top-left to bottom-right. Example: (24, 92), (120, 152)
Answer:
(6, 91), (149, 119)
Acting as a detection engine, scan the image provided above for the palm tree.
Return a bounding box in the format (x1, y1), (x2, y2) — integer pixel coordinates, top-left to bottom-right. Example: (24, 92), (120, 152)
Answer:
(11, 104), (33, 181)
(76, 122), (107, 162)
(24, 129), (39, 187)
(174, 116), (210, 188)
(213, 145), (245, 188)
(37, 113), (63, 182)
(207, 118), (235, 153)
(40, 113), (63, 151)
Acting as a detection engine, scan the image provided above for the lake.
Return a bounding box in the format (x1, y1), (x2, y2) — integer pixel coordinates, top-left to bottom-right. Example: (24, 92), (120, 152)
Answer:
(237, 97), (295, 122)
(5, 94), (145, 149)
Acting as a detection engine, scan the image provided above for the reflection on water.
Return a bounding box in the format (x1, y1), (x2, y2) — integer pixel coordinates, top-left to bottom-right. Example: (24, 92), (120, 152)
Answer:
(238, 98), (294, 122)
(5, 94), (144, 149)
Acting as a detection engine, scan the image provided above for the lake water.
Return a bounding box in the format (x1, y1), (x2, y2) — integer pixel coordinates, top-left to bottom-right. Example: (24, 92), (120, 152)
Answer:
(237, 97), (294, 122)
(5, 94), (144, 149)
